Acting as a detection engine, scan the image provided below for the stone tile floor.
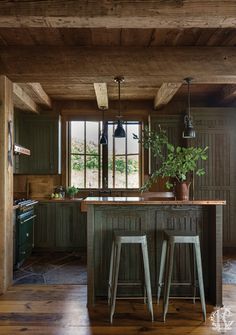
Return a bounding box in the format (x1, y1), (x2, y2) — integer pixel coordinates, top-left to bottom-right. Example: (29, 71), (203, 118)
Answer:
(13, 250), (235, 285)
(13, 251), (87, 285)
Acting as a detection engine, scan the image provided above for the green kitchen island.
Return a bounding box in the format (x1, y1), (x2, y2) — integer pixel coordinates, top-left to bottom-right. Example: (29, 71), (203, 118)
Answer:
(83, 197), (226, 308)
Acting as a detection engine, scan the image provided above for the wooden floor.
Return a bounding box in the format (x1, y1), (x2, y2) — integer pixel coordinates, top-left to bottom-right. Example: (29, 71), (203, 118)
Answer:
(0, 284), (235, 334)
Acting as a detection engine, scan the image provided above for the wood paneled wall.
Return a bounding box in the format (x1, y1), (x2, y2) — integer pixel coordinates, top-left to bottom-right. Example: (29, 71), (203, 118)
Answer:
(0, 76), (13, 293)
(151, 107), (236, 248)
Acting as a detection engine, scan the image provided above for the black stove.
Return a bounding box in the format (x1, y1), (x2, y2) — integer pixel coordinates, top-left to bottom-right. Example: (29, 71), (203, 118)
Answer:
(14, 198), (38, 206)
(13, 198), (38, 269)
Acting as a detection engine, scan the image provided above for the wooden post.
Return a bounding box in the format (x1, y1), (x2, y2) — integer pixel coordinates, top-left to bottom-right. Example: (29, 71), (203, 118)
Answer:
(0, 75), (13, 294)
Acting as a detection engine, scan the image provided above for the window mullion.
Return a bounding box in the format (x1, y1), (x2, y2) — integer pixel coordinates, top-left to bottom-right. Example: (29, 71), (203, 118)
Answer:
(125, 122), (128, 188)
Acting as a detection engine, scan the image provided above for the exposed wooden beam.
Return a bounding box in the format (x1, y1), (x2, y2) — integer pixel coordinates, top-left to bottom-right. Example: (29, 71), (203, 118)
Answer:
(93, 83), (108, 109)
(13, 83), (40, 113)
(19, 83), (52, 108)
(220, 85), (236, 104)
(1, 47), (236, 84)
(0, 1), (236, 28)
(154, 83), (182, 110)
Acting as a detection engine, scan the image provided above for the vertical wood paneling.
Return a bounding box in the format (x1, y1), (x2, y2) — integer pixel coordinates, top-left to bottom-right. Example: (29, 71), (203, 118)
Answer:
(92, 205), (211, 299)
(151, 109), (236, 247)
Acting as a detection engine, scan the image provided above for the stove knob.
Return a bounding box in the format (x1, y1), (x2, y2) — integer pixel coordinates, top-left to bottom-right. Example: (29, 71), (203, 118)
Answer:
(26, 233), (29, 237)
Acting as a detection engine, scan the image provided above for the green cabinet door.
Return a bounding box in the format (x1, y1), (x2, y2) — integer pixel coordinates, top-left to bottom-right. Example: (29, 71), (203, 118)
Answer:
(14, 111), (61, 174)
(55, 203), (79, 248)
(34, 202), (55, 248)
(34, 201), (87, 250)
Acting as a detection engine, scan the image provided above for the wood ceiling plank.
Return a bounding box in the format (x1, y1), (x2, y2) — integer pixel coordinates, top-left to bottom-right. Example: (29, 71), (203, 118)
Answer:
(172, 28), (201, 46)
(154, 83), (182, 109)
(206, 29), (232, 46)
(28, 28), (64, 46)
(1, 46), (236, 85)
(59, 28), (92, 46)
(13, 83), (40, 113)
(1, 1), (236, 28)
(93, 83), (109, 109)
(121, 29), (153, 46)
(91, 28), (121, 46)
(0, 28), (34, 45)
(18, 83), (52, 108)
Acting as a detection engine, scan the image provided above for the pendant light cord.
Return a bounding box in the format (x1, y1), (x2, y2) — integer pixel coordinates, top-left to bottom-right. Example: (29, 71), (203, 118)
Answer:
(187, 79), (190, 119)
(118, 79), (121, 118)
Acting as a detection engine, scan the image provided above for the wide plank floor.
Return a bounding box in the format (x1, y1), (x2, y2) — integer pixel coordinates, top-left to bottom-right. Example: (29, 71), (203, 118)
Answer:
(0, 284), (235, 334)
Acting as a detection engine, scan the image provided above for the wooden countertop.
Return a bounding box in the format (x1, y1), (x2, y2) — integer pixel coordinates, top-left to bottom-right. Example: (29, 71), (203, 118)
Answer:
(32, 197), (84, 203)
(82, 196), (226, 205)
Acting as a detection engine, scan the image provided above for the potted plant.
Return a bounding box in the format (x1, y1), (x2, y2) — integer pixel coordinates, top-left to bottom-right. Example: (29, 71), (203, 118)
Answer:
(134, 126), (208, 200)
(66, 185), (79, 199)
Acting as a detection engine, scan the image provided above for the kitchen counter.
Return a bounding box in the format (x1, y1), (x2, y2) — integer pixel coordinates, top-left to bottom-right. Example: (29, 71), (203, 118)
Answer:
(83, 196), (226, 205)
(32, 197), (84, 202)
(86, 197), (224, 308)
(82, 196), (226, 212)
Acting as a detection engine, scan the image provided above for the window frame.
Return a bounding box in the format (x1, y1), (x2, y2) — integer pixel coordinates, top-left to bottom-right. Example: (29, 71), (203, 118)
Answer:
(68, 120), (142, 190)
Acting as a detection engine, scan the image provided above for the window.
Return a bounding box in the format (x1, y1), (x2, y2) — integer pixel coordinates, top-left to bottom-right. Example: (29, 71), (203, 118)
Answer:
(69, 121), (141, 189)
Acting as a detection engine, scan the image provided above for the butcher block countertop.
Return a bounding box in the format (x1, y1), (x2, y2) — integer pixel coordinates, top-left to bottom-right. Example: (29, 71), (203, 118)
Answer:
(82, 196), (226, 205)
(81, 197), (226, 212)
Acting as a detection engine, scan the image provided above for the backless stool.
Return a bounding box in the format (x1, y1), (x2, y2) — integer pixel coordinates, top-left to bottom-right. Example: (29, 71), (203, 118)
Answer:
(157, 230), (206, 322)
(108, 231), (154, 323)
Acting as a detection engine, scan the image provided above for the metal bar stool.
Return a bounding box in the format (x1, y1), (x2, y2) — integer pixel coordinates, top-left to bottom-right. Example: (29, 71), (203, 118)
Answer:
(157, 230), (206, 322)
(108, 230), (154, 323)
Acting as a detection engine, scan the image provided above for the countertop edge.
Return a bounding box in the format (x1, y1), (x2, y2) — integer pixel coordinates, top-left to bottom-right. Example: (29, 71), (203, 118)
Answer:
(82, 197), (226, 205)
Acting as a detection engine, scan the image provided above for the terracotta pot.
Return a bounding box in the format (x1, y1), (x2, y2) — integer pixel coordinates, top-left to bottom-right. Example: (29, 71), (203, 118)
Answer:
(175, 181), (191, 200)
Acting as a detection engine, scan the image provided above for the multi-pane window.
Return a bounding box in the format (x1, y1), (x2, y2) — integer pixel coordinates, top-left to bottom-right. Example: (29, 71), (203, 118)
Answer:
(69, 121), (141, 189)
(108, 122), (140, 188)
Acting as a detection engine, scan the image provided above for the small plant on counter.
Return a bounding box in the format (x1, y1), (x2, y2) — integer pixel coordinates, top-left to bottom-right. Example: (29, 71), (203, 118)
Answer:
(66, 185), (79, 199)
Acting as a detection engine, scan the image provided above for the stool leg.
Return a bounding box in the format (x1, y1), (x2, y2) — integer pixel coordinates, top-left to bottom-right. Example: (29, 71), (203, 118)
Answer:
(189, 243), (196, 304)
(157, 239), (167, 304)
(141, 241), (154, 322)
(108, 241), (115, 305)
(110, 242), (121, 324)
(194, 240), (206, 322)
(163, 241), (175, 322)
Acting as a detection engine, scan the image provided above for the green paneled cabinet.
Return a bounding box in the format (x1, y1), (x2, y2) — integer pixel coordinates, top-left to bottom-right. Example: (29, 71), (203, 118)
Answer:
(14, 111), (61, 174)
(34, 201), (86, 250)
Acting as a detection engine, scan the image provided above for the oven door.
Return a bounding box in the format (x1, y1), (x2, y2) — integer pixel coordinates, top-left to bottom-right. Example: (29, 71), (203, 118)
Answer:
(17, 210), (36, 265)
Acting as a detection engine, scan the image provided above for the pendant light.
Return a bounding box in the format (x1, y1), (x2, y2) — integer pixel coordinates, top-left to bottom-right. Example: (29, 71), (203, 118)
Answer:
(114, 76), (126, 138)
(99, 106), (107, 145)
(182, 77), (196, 139)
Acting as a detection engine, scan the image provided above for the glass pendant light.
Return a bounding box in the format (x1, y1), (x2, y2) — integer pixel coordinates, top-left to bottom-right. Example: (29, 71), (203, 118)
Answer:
(99, 106), (107, 145)
(114, 76), (126, 138)
(182, 77), (196, 139)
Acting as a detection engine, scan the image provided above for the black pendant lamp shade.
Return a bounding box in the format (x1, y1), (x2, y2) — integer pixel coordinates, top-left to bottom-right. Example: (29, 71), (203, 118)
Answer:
(100, 132), (107, 145)
(114, 119), (126, 138)
(182, 77), (196, 139)
(114, 76), (126, 138)
(99, 106), (107, 145)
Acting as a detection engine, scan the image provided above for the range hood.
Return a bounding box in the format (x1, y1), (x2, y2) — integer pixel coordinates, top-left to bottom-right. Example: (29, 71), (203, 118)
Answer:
(13, 144), (31, 156)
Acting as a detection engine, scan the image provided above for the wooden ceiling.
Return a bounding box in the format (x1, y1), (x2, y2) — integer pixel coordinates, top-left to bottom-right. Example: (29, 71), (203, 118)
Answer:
(0, 1), (236, 110)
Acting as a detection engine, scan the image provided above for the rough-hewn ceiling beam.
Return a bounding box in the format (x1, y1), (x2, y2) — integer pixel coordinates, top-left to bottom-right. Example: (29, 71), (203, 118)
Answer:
(18, 83), (52, 108)
(93, 83), (108, 109)
(154, 83), (182, 110)
(13, 83), (40, 113)
(0, 1), (236, 28)
(1, 47), (236, 84)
